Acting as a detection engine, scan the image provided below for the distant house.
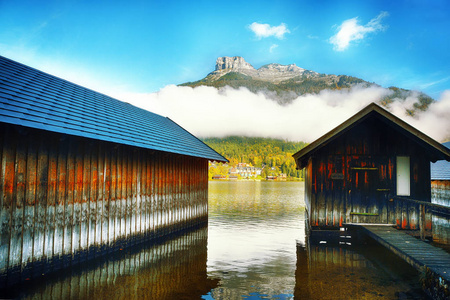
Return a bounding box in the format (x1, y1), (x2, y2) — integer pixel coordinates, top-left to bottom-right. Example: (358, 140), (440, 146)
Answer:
(233, 163), (262, 178)
(431, 142), (450, 206)
(293, 103), (450, 231)
(279, 173), (287, 180)
(0, 55), (227, 286)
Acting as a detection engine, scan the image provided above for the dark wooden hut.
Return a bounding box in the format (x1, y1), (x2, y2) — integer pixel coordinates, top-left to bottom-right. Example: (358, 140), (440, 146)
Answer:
(293, 103), (450, 232)
(0, 55), (227, 286)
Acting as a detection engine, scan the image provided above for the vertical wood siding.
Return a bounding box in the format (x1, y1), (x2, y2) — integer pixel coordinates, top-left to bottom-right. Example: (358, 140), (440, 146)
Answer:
(304, 116), (432, 231)
(431, 180), (450, 244)
(0, 123), (209, 287)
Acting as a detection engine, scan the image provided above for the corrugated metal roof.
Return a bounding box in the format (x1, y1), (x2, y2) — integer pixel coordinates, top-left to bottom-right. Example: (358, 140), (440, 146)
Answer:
(431, 142), (450, 180)
(0, 55), (227, 162)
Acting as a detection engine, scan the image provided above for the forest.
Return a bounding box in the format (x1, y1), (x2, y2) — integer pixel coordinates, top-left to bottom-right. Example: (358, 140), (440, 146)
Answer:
(202, 136), (307, 180)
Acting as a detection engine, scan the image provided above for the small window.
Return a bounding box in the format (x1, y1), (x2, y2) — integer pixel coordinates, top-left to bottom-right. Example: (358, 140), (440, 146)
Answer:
(396, 156), (410, 196)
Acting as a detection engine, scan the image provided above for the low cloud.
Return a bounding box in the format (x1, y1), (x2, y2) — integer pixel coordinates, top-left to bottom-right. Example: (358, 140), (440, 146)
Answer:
(269, 44), (278, 53)
(330, 11), (389, 51)
(249, 22), (290, 39)
(115, 85), (450, 143)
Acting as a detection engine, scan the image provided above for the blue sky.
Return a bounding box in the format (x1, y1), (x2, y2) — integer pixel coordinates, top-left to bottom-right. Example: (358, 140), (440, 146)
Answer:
(1, 0), (449, 99)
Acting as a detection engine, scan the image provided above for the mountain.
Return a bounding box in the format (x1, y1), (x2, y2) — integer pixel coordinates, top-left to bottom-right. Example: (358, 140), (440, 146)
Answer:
(180, 56), (434, 113)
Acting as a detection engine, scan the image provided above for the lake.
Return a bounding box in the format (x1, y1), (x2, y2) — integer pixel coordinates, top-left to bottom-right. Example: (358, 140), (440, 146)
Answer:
(2, 181), (427, 299)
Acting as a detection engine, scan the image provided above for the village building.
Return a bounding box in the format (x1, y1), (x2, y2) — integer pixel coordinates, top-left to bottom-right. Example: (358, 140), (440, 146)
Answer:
(0, 55), (227, 286)
(229, 163), (262, 179)
(293, 103), (450, 232)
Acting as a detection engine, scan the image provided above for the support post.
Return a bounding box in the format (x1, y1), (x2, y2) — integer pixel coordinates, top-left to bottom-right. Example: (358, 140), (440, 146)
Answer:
(419, 204), (425, 241)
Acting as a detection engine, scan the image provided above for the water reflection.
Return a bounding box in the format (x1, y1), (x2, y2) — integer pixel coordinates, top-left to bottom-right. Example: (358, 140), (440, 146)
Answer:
(207, 181), (426, 299)
(2, 226), (217, 300)
(2, 181), (429, 299)
(295, 241), (425, 299)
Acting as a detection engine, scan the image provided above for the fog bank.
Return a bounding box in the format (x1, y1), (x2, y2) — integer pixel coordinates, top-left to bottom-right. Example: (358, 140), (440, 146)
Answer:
(117, 85), (450, 143)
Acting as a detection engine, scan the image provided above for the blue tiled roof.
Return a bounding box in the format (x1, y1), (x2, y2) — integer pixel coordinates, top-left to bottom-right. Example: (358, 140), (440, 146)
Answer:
(0, 55), (227, 162)
(431, 142), (450, 180)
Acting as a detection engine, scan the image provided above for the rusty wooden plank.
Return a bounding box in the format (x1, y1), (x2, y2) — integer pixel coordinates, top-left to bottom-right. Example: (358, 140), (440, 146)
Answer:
(110, 146), (118, 251)
(181, 158), (185, 227)
(79, 142), (91, 262)
(125, 148), (132, 247)
(140, 151), (147, 239)
(9, 133), (25, 283)
(157, 154), (162, 230)
(150, 152), (155, 236)
(160, 153), (165, 233)
(102, 145), (110, 251)
(96, 143), (104, 256)
(131, 149), (137, 245)
(34, 136), (49, 276)
(116, 146), (123, 249)
(175, 158), (180, 225)
(72, 142), (84, 263)
(54, 136), (68, 270)
(135, 150), (142, 242)
(117, 146), (124, 250)
(0, 127), (7, 285)
(169, 155), (173, 227)
(22, 136), (37, 278)
(155, 153), (161, 232)
(63, 138), (75, 267)
(160, 154), (165, 232)
(88, 143), (99, 259)
(44, 137), (57, 272)
(0, 129), (14, 284)
(148, 152), (153, 236)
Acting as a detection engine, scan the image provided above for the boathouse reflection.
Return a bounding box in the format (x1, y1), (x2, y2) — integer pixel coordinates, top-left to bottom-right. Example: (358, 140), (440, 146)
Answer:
(294, 238), (424, 299)
(4, 226), (218, 300)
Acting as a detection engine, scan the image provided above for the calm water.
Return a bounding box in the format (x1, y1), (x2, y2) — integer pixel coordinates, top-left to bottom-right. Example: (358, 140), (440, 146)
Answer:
(205, 181), (426, 300)
(2, 181), (427, 299)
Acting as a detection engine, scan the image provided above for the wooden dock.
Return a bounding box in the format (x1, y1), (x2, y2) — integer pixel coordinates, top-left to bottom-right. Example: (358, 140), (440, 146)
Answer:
(349, 224), (450, 299)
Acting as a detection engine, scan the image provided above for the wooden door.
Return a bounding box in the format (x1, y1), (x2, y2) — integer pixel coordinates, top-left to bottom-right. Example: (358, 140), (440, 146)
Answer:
(350, 168), (381, 224)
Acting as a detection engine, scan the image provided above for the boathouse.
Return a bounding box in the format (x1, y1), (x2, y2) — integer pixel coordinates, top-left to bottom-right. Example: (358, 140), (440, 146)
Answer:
(0, 55), (227, 287)
(293, 103), (450, 232)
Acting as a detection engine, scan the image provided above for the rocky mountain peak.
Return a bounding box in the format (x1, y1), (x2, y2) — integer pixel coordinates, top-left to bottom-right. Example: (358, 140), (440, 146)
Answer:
(215, 56), (255, 71)
(261, 63), (304, 73)
(209, 56), (313, 83)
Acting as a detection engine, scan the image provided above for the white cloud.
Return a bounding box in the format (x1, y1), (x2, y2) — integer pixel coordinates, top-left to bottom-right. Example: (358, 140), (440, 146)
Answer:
(330, 11), (389, 51)
(394, 90), (450, 142)
(249, 22), (290, 39)
(269, 44), (278, 53)
(111, 84), (449, 143)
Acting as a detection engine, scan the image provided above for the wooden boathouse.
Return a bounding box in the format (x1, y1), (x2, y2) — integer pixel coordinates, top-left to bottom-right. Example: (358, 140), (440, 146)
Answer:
(293, 103), (450, 231)
(0, 55), (227, 287)
(293, 103), (450, 298)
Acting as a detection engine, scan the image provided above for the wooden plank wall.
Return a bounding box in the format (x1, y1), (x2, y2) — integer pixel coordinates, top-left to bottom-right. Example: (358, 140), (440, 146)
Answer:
(305, 117), (432, 230)
(0, 123), (209, 287)
(431, 180), (450, 244)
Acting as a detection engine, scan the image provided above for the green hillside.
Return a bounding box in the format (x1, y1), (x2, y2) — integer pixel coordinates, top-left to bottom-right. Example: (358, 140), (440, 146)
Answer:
(202, 136), (307, 180)
(180, 72), (434, 112)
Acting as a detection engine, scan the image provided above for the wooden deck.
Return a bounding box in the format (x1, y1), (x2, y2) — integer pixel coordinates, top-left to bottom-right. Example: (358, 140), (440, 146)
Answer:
(351, 224), (450, 299)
